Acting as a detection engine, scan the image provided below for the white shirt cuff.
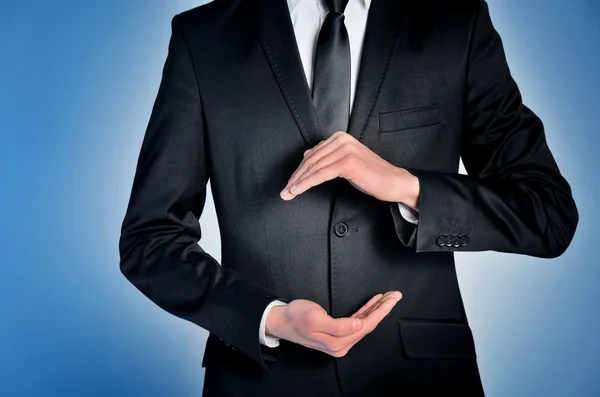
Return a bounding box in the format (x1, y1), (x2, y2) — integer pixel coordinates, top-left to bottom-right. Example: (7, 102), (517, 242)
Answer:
(398, 202), (419, 225)
(259, 299), (288, 347)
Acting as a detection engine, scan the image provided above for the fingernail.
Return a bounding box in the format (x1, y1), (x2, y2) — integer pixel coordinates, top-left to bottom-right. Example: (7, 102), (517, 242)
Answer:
(289, 184), (298, 193)
(352, 320), (362, 331)
(386, 299), (398, 310)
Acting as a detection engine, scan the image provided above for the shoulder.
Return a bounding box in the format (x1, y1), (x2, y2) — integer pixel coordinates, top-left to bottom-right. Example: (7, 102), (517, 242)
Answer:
(404, 0), (488, 45)
(421, 0), (482, 14)
(405, 0), (482, 26)
(172, 0), (252, 31)
(166, 0), (257, 64)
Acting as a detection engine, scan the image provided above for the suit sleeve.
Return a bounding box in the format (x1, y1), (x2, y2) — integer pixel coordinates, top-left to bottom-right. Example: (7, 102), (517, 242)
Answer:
(391, 0), (578, 258)
(118, 14), (288, 371)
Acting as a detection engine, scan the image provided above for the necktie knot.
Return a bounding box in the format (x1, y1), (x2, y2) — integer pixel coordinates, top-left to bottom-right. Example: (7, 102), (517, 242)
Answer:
(325, 11), (345, 23)
(323, 0), (350, 14)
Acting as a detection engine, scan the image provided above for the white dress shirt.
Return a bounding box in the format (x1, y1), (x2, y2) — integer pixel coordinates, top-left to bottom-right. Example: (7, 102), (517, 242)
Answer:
(258, 0), (420, 348)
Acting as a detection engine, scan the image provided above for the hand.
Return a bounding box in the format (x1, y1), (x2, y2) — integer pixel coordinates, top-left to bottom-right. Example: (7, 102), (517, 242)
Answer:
(265, 291), (402, 358)
(280, 131), (419, 210)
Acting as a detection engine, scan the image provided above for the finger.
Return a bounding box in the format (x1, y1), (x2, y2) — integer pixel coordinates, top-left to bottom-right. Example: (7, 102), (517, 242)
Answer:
(315, 292), (401, 356)
(286, 148), (344, 193)
(309, 320), (365, 354)
(350, 293), (384, 318)
(286, 161), (344, 197)
(359, 294), (402, 327)
(286, 133), (349, 190)
(303, 131), (349, 163)
(291, 135), (340, 185)
(312, 332), (359, 356)
(288, 131), (354, 187)
(303, 130), (347, 157)
(356, 291), (402, 320)
(289, 148), (352, 192)
(302, 133), (336, 158)
(353, 291), (397, 319)
(314, 321), (369, 357)
(333, 336), (361, 357)
(311, 314), (363, 337)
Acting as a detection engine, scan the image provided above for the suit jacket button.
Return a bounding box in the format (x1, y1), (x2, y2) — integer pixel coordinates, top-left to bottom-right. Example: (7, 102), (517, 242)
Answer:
(435, 235), (447, 246)
(334, 222), (349, 237)
(452, 237), (461, 247)
(460, 236), (469, 246)
(445, 236), (455, 247)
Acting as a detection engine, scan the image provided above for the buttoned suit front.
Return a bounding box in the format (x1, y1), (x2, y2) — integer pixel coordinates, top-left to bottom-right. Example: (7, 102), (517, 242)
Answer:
(118, 0), (579, 396)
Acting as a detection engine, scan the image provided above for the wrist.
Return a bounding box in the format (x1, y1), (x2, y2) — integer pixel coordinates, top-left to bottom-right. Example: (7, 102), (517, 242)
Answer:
(393, 167), (420, 210)
(265, 304), (289, 338)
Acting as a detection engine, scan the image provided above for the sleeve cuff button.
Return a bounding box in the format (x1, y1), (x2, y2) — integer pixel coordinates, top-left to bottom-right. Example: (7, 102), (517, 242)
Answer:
(435, 235), (447, 246)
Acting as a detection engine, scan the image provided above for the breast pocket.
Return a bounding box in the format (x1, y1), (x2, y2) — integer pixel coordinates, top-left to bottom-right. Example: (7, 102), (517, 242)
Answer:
(379, 104), (443, 133)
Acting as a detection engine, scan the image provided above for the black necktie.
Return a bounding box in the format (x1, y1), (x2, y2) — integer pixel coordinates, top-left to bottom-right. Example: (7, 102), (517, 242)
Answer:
(311, 0), (351, 138)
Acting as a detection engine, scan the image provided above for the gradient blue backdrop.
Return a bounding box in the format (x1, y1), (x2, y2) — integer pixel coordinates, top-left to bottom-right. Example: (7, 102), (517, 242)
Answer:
(1, 1), (598, 396)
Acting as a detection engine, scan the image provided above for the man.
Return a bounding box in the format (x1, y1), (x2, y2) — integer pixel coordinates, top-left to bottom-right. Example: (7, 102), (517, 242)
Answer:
(118, 0), (579, 395)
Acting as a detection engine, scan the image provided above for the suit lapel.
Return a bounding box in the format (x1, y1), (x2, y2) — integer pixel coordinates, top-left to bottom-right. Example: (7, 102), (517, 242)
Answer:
(255, 0), (405, 146)
(255, 0), (323, 148)
(347, 0), (405, 141)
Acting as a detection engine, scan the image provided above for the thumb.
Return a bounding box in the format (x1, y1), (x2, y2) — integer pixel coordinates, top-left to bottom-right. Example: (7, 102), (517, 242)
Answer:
(314, 315), (363, 337)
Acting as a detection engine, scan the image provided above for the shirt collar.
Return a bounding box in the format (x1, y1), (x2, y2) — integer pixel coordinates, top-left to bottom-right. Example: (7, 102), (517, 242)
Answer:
(287, 0), (371, 13)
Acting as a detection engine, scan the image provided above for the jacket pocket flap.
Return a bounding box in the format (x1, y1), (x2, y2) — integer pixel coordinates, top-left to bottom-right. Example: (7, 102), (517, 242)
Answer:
(398, 320), (477, 359)
(379, 105), (442, 132)
(202, 333), (257, 368)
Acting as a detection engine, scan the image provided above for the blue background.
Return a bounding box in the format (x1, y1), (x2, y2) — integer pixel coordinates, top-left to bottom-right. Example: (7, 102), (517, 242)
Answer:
(1, 1), (598, 396)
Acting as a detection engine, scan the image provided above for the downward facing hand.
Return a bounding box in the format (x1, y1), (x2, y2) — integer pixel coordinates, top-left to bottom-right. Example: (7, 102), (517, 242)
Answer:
(265, 291), (402, 358)
(279, 131), (419, 210)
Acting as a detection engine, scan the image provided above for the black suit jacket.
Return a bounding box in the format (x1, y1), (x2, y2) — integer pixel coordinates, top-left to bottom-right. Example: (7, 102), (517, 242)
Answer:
(118, 0), (579, 395)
